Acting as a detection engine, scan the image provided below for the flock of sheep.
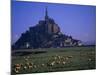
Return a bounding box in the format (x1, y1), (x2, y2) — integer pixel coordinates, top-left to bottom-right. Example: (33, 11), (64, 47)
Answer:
(12, 55), (73, 74)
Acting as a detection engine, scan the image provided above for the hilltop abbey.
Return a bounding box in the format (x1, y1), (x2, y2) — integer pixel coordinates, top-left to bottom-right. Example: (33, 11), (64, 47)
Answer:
(12, 7), (82, 49)
(30, 7), (60, 35)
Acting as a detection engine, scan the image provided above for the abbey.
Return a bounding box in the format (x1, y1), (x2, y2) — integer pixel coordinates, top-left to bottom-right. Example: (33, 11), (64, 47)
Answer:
(12, 7), (82, 49)
(34, 7), (60, 35)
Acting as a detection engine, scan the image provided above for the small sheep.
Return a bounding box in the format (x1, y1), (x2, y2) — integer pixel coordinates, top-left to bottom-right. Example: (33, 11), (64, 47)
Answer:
(66, 57), (69, 60)
(88, 58), (92, 61)
(14, 68), (19, 73)
(23, 66), (27, 70)
(68, 56), (73, 58)
(14, 64), (21, 70)
(54, 57), (57, 60)
(50, 61), (55, 66)
(29, 65), (33, 69)
(41, 63), (45, 66)
(62, 61), (66, 65)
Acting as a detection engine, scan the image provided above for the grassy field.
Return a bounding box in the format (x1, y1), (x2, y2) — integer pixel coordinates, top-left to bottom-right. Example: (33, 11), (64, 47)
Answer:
(11, 46), (96, 74)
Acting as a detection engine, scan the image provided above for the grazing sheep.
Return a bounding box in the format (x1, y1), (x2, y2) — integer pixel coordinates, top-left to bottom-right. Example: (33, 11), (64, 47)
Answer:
(58, 56), (61, 59)
(62, 61), (66, 65)
(65, 57), (69, 60)
(29, 65), (33, 69)
(14, 68), (19, 73)
(14, 64), (21, 70)
(88, 58), (92, 61)
(23, 62), (33, 69)
(47, 61), (55, 67)
(68, 56), (73, 58)
(56, 61), (61, 64)
(13, 64), (22, 73)
(25, 58), (28, 62)
(16, 66), (21, 70)
(51, 61), (56, 66)
(54, 57), (57, 60)
(23, 66), (27, 70)
(41, 63), (45, 67)
(28, 63), (33, 69)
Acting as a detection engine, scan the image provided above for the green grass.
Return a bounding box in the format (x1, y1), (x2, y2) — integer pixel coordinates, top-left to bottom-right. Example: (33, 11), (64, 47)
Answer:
(11, 46), (96, 74)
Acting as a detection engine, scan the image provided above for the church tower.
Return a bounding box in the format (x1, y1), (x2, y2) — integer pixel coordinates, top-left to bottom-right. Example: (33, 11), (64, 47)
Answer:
(45, 7), (49, 21)
(44, 7), (60, 34)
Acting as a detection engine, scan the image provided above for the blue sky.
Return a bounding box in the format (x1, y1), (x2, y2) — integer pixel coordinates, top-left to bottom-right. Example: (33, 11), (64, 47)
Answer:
(11, 1), (96, 45)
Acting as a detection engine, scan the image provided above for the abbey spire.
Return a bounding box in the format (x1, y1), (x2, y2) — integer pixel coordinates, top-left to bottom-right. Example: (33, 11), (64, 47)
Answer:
(45, 7), (49, 20)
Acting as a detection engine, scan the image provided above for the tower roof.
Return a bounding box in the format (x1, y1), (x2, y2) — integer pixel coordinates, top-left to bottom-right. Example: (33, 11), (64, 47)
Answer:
(45, 7), (49, 20)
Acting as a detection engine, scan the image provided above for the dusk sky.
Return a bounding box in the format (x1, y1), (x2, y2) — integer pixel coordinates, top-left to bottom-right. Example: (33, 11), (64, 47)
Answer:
(11, 1), (96, 45)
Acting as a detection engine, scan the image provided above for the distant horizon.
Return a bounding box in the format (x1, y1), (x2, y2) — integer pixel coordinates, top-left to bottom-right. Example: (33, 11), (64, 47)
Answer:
(11, 1), (96, 45)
